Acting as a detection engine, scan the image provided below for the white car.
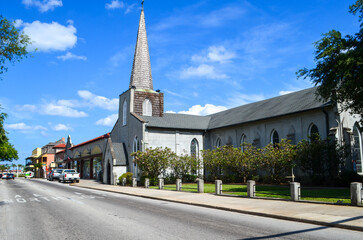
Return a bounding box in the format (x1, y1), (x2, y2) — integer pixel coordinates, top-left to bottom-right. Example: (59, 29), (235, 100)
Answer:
(59, 169), (80, 183)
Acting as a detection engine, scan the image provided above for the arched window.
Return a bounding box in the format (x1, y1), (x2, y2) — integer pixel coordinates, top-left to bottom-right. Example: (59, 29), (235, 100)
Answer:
(190, 138), (198, 157)
(216, 138), (221, 148)
(122, 100), (127, 126)
(309, 124), (320, 141)
(271, 130), (279, 145)
(240, 134), (246, 152)
(353, 125), (362, 173)
(143, 98), (152, 116)
(287, 126), (296, 145)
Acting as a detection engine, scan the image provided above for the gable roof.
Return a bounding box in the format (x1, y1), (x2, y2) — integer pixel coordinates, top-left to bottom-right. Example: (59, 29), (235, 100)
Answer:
(207, 87), (332, 129)
(142, 113), (210, 130)
(70, 133), (110, 150)
(142, 87), (332, 131)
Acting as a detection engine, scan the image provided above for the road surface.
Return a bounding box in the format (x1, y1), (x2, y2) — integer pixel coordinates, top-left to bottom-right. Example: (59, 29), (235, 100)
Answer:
(1, 178), (362, 239)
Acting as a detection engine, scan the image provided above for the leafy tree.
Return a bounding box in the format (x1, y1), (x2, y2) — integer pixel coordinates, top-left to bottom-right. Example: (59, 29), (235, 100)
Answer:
(0, 15), (31, 76)
(169, 153), (201, 180)
(260, 140), (297, 184)
(132, 147), (175, 179)
(295, 137), (346, 185)
(0, 112), (18, 162)
(297, 0), (363, 123)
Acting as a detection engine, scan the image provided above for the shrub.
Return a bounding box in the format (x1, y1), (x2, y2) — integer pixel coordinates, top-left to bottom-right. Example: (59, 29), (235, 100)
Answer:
(335, 171), (363, 187)
(119, 172), (133, 186)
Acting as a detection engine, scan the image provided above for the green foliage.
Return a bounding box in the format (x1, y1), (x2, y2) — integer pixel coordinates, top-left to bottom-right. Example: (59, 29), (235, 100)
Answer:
(0, 15), (31, 76)
(260, 139), (297, 184)
(118, 172), (133, 186)
(132, 147), (175, 178)
(0, 111), (18, 162)
(297, 0), (363, 124)
(295, 137), (346, 185)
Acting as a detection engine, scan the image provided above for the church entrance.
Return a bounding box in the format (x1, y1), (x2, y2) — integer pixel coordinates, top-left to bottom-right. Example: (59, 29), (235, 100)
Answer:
(107, 162), (111, 184)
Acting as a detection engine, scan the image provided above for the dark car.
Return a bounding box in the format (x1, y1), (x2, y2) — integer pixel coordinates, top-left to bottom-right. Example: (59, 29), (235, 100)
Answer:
(6, 173), (14, 180)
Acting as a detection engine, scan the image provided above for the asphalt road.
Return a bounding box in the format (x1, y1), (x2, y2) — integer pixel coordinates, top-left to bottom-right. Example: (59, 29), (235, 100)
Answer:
(1, 178), (362, 240)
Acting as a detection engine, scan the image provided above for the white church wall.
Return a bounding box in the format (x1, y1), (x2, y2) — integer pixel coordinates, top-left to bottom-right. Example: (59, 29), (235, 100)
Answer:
(206, 108), (337, 149)
(145, 128), (204, 156)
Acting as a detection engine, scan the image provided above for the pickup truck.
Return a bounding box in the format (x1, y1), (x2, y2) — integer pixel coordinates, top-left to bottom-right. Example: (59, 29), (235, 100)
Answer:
(59, 169), (80, 183)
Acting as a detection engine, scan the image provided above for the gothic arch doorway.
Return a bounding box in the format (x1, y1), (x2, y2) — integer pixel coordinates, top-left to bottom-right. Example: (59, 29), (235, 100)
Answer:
(107, 161), (111, 185)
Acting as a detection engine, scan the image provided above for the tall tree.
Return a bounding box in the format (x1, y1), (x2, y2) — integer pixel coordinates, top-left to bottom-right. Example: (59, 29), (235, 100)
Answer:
(0, 15), (31, 76)
(297, 0), (363, 123)
(0, 112), (18, 162)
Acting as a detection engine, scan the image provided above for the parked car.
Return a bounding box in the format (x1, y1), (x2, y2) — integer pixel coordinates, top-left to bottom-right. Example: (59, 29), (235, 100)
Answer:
(0, 173), (3, 178)
(59, 169), (80, 183)
(48, 169), (63, 181)
(1, 173), (7, 179)
(25, 171), (34, 178)
(6, 173), (14, 180)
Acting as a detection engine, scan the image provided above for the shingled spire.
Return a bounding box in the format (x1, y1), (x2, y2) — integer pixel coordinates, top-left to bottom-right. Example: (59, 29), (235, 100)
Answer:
(129, 5), (153, 90)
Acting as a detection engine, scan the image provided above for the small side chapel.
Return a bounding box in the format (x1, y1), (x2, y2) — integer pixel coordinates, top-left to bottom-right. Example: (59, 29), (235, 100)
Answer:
(102, 4), (363, 185)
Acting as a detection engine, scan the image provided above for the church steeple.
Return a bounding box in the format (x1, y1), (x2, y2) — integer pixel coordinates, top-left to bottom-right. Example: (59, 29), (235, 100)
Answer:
(129, 3), (153, 90)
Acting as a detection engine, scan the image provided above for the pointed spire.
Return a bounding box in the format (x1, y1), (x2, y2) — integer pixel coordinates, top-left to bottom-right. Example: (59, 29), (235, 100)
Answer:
(129, 4), (153, 90)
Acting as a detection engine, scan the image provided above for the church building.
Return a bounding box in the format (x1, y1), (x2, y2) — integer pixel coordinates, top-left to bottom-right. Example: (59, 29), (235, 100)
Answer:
(102, 5), (362, 185)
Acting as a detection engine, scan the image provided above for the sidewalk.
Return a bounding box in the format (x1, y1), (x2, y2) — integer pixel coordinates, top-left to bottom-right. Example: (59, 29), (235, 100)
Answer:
(72, 180), (363, 232)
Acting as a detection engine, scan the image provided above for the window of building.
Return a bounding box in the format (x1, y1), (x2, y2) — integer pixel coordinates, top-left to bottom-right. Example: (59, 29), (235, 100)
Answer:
(216, 138), (221, 148)
(122, 100), (127, 126)
(240, 134), (246, 152)
(353, 125), (362, 173)
(191, 138), (198, 157)
(143, 98), (152, 116)
(271, 130), (279, 145)
(309, 124), (320, 140)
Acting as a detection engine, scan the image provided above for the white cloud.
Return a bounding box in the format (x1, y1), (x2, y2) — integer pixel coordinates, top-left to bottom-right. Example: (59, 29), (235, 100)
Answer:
(22, 0), (63, 13)
(105, 0), (124, 9)
(41, 103), (88, 117)
(14, 19), (23, 28)
(228, 93), (266, 107)
(181, 64), (228, 79)
(179, 104), (227, 116)
(57, 52), (87, 61)
(192, 46), (236, 64)
(16, 103), (88, 118)
(22, 20), (77, 52)
(105, 1), (136, 14)
(78, 90), (118, 111)
(96, 114), (118, 127)
(5, 122), (47, 131)
(52, 123), (72, 131)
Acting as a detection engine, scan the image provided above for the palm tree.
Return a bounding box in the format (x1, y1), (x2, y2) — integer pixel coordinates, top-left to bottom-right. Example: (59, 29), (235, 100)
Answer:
(0, 165), (6, 173)
(11, 163), (16, 172)
(17, 164), (23, 177)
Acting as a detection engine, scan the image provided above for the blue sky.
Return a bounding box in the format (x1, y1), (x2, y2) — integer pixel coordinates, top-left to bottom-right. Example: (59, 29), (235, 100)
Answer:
(0, 0), (360, 165)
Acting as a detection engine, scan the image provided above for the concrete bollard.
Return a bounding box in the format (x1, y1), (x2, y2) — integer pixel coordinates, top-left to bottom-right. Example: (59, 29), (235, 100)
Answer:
(197, 179), (204, 193)
(176, 179), (182, 191)
(144, 178), (150, 188)
(132, 178), (137, 187)
(247, 180), (255, 198)
(158, 178), (164, 190)
(290, 182), (301, 201)
(215, 180), (222, 195)
(350, 182), (362, 206)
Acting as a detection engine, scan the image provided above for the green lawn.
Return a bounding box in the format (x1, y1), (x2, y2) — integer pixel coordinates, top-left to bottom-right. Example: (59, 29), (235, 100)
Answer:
(150, 183), (351, 204)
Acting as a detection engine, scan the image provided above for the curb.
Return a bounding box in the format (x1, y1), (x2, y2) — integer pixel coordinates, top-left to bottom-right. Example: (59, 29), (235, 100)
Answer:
(72, 184), (363, 232)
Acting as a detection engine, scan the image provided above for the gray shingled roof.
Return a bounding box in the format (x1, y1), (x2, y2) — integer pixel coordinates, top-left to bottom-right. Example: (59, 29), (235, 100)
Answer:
(142, 87), (332, 131)
(112, 142), (127, 166)
(142, 113), (210, 130)
(208, 87), (331, 129)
